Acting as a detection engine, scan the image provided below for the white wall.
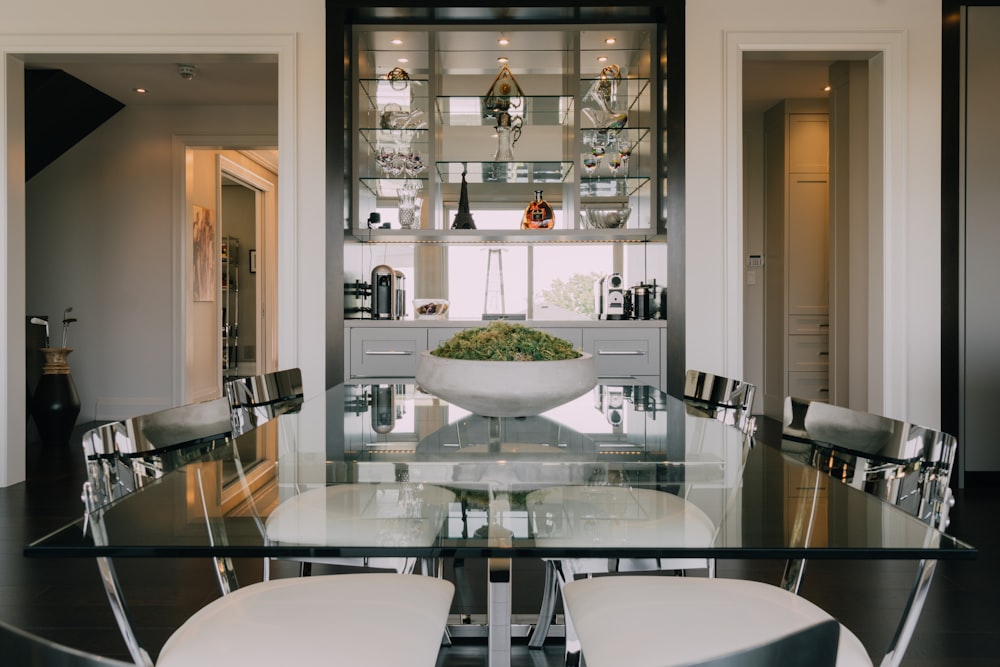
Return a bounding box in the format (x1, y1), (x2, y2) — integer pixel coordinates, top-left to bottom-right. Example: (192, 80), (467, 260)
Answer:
(26, 106), (279, 420)
(1, 0), (325, 486)
(687, 0), (942, 426)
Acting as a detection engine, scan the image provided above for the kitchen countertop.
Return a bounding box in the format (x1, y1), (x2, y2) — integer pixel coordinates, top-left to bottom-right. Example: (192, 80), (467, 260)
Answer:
(345, 319), (667, 328)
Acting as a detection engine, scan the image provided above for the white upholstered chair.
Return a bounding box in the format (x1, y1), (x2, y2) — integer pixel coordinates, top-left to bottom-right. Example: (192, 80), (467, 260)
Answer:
(562, 576), (859, 667)
(81, 400), (454, 667)
(778, 396), (957, 667)
(529, 370), (758, 662)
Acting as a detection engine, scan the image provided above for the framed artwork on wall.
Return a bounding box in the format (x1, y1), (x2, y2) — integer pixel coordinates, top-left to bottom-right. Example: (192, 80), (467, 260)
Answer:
(193, 205), (216, 301)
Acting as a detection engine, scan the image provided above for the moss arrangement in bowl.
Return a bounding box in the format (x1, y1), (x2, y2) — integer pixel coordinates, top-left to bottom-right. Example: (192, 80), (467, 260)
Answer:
(416, 321), (597, 418)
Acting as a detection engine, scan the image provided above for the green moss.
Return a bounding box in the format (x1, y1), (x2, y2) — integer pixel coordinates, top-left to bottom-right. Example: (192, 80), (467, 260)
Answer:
(430, 321), (582, 361)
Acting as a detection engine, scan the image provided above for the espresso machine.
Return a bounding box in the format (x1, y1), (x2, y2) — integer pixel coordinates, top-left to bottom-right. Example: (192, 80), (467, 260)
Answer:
(371, 264), (406, 320)
(595, 273), (628, 320)
(630, 281), (665, 320)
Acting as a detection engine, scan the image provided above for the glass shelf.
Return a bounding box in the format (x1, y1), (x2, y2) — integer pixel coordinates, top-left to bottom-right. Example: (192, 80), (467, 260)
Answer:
(435, 96), (574, 127)
(580, 176), (651, 198)
(435, 161), (572, 184)
(359, 78), (428, 110)
(360, 177), (429, 198)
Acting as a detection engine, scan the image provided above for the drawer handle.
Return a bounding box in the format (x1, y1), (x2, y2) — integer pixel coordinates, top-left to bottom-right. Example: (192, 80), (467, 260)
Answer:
(365, 350), (413, 356)
(597, 350), (644, 356)
(819, 388), (829, 393)
(818, 323), (830, 328)
(818, 352), (829, 356)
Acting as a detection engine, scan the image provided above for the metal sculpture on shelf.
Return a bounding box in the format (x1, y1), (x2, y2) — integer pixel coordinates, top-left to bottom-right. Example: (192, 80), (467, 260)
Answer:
(483, 62), (526, 162)
(451, 163), (476, 229)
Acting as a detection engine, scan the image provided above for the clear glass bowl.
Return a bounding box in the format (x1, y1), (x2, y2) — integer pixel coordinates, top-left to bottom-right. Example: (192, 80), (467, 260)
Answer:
(579, 205), (632, 229)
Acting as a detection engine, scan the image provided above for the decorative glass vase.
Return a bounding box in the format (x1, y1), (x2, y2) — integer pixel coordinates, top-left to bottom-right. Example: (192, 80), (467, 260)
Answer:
(396, 183), (422, 229)
(521, 190), (555, 229)
(30, 347), (81, 447)
(492, 112), (522, 161)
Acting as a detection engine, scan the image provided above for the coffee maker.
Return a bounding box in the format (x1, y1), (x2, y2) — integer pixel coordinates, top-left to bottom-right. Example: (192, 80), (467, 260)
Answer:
(371, 265), (406, 320)
(595, 273), (628, 320)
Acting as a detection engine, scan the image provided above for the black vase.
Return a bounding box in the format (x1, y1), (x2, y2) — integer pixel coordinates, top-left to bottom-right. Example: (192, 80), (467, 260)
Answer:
(30, 347), (81, 447)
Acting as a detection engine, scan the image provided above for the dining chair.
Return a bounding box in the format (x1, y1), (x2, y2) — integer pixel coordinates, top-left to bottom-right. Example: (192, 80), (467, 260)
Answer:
(561, 576), (853, 667)
(778, 395), (957, 667)
(528, 370), (758, 658)
(0, 617), (133, 667)
(223, 367), (305, 437)
(80, 400), (455, 667)
(224, 369), (440, 580)
(682, 368), (758, 434)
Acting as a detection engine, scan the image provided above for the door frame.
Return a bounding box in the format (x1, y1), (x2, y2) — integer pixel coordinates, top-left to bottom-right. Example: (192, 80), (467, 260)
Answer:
(174, 137), (278, 404)
(218, 153), (278, 384)
(727, 30), (906, 418)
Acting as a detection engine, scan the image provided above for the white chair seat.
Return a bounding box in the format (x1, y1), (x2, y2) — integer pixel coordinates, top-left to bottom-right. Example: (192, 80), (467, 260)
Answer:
(264, 483), (455, 574)
(157, 573), (453, 667)
(562, 576), (872, 667)
(528, 485), (716, 550)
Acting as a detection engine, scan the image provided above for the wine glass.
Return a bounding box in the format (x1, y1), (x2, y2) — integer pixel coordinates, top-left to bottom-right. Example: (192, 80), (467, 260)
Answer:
(591, 145), (606, 169)
(607, 155), (623, 176)
(582, 155), (599, 175)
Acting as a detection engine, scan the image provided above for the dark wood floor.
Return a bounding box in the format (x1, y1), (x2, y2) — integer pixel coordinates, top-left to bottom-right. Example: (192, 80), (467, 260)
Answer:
(2, 419), (997, 666)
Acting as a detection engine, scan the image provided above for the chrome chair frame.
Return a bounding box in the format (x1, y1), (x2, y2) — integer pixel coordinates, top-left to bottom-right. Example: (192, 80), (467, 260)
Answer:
(224, 367), (304, 437)
(529, 370), (758, 664)
(80, 397), (241, 666)
(778, 396), (957, 667)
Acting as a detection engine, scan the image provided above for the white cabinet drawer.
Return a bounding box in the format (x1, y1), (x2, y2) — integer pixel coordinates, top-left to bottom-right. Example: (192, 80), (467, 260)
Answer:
(788, 371), (830, 402)
(349, 328), (426, 378)
(788, 335), (829, 371)
(582, 329), (661, 379)
(788, 315), (829, 335)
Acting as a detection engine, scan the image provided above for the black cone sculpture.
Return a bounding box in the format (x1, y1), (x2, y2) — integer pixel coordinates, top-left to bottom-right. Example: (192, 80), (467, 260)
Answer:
(451, 163), (476, 229)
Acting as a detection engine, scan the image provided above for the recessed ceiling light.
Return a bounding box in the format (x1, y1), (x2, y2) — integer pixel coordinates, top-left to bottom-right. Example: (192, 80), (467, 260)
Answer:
(498, 36), (510, 46)
(397, 57), (409, 64)
(391, 39), (403, 45)
(824, 85), (831, 92)
(605, 37), (617, 45)
(134, 87), (147, 94)
(497, 56), (509, 63)
(597, 56), (608, 62)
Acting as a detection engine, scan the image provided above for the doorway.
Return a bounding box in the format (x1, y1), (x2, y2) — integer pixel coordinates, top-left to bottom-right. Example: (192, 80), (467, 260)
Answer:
(739, 45), (887, 419)
(183, 147), (278, 404)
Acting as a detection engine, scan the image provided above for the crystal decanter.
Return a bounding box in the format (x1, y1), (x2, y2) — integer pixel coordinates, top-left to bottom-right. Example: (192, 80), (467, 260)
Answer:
(521, 190), (555, 229)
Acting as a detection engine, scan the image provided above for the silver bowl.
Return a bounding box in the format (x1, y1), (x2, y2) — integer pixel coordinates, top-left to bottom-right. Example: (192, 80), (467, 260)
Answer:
(579, 205), (632, 229)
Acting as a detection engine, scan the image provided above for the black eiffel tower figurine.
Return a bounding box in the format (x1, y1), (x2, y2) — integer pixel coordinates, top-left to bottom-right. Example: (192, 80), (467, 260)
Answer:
(451, 162), (476, 229)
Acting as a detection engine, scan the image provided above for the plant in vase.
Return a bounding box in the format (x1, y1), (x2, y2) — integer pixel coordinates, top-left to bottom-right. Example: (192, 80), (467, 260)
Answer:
(415, 321), (596, 417)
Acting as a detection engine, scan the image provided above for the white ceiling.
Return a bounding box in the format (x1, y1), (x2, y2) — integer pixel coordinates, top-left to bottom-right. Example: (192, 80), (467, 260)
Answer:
(24, 53), (278, 106)
(742, 59), (833, 113)
(22, 51), (830, 128)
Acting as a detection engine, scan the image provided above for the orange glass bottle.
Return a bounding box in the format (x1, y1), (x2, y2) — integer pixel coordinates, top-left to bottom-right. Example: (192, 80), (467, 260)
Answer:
(521, 190), (555, 229)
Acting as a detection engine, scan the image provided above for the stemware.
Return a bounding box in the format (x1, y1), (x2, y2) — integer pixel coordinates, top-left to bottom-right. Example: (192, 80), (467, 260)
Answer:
(607, 155), (623, 176)
(582, 155), (599, 175)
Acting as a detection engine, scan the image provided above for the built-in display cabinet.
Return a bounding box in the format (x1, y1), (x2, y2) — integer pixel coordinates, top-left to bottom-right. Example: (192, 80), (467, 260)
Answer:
(341, 18), (673, 388)
(350, 25), (661, 242)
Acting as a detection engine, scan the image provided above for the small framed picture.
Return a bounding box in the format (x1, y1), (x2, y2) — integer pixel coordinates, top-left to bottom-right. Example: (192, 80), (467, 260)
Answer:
(249, 249), (257, 273)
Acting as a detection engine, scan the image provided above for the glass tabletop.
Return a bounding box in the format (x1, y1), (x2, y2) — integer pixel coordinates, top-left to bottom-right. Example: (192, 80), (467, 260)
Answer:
(26, 381), (976, 561)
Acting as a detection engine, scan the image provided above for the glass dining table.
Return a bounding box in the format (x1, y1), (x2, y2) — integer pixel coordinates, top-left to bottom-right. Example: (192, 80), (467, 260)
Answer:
(26, 380), (976, 667)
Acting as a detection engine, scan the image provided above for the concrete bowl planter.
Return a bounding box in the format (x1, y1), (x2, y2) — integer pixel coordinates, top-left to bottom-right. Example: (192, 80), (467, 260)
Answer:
(415, 351), (597, 418)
